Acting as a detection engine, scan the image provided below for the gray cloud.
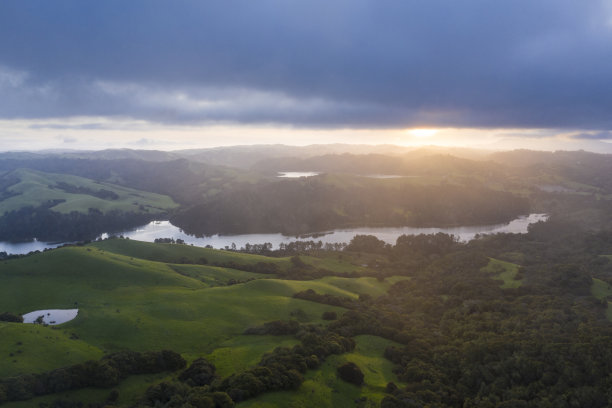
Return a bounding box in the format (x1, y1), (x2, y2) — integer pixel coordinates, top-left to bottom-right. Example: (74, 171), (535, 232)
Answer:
(570, 131), (612, 140)
(31, 122), (108, 130)
(1, 0), (612, 130)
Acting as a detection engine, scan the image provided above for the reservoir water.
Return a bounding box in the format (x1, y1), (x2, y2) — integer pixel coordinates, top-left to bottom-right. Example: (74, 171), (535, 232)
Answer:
(0, 213), (547, 255)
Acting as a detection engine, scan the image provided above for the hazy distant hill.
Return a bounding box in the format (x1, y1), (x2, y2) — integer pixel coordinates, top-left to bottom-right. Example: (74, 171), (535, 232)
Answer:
(491, 149), (612, 192)
(0, 156), (260, 204)
(0, 149), (179, 162)
(173, 144), (490, 168)
(251, 152), (506, 178)
(0, 144), (491, 169)
(3, 146), (612, 241)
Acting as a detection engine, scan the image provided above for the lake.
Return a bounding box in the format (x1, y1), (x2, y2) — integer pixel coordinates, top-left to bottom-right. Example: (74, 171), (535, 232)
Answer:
(0, 239), (60, 255)
(0, 213), (547, 255)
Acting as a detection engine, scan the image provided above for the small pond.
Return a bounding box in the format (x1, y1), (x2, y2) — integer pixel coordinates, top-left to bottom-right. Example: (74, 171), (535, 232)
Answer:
(22, 309), (79, 325)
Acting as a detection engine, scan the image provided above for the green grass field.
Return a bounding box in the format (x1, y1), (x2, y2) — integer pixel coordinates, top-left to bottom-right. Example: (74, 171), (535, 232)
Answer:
(0, 240), (406, 407)
(0, 168), (177, 215)
(301, 253), (369, 275)
(481, 258), (522, 289)
(0, 323), (103, 378)
(93, 238), (291, 268)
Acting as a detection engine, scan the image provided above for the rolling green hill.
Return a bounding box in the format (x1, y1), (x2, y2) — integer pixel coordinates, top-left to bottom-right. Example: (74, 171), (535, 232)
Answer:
(0, 239), (406, 407)
(0, 168), (177, 215)
(0, 169), (179, 241)
(92, 238), (291, 268)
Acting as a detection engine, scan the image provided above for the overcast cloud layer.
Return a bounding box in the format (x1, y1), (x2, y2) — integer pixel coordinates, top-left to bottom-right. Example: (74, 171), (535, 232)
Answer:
(1, 0), (612, 131)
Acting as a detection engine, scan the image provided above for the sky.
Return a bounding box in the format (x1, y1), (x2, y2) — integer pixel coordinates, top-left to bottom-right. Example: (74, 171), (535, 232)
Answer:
(1, 0), (612, 152)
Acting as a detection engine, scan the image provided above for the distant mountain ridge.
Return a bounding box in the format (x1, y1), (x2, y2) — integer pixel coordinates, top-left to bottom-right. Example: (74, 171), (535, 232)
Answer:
(2, 145), (612, 241)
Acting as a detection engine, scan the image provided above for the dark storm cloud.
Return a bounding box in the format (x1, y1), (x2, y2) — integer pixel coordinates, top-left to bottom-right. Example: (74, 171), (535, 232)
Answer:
(1, 0), (611, 129)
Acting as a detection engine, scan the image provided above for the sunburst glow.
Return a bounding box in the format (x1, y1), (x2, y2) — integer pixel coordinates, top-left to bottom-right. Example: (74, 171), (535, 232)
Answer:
(408, 128), (439, 138)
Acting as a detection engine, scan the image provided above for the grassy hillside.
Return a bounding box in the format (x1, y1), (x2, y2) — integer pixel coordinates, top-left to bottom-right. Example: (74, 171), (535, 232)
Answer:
(0, 245), (347, 353)
(0, 168), (177, 215)
(0, 239), (405, 407)
(93, 238), (291, 268)
(0, 323), (103, 378)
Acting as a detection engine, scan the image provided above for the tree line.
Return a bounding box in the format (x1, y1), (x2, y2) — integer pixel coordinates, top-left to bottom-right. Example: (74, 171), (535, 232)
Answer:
(0, 203), (159, 242)
(0, 350), (185, 403)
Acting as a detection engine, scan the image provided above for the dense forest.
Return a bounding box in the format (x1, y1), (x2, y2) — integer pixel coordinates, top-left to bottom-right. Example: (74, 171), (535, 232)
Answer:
(333, 224), (612, 407)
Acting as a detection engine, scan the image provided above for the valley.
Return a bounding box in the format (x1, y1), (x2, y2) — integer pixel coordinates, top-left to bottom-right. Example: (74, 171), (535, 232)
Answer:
(2, 146), (612, 407)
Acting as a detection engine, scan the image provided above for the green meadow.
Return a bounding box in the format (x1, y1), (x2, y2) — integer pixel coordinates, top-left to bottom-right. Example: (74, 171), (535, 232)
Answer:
(93, 238), (291, 268)
(481, 257), (522, 289)
(0, 239), (406, 407)
(0, 168), (177, 215)
(0, 323), (103, 378)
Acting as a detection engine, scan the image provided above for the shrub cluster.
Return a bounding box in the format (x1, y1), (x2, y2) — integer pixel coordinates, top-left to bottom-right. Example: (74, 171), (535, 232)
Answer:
(0, 350), (185, 403)
(144, 326), (356, 406)
(243, 319), (300, 335)
(0, 312), (23, 323)
(337, 362), (364, 386)
(293, 289), (357, 309)
(216, 331), (355, 402)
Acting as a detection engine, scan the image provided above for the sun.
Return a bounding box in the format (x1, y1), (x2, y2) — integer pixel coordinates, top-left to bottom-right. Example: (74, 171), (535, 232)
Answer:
(408, 128), (439, 138)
